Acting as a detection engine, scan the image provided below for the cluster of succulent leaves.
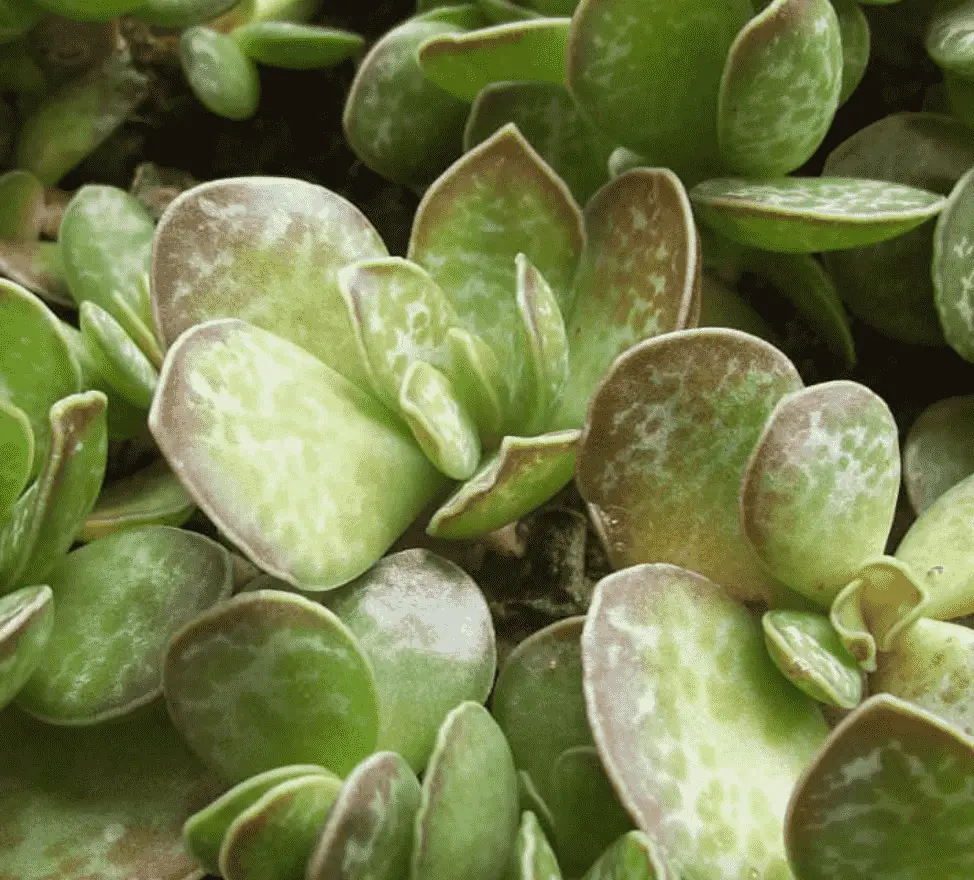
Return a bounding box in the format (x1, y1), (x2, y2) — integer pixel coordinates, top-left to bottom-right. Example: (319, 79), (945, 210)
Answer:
(6, 0), (974, 879)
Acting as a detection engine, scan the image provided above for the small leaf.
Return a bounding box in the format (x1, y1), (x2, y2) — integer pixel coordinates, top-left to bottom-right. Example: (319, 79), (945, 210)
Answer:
(717, 0), (842, 177)
(833, 0), (870, 105)
(132, 0), (239, 27)
(163, 589), (380, 782)
(418, 18), (570, 101)
(505, 811), (562, 880)
(785, 694), (974, 880)
(933, 166), (974, 363)
(903, 395), (974, 514)
(232, 22), (364, 69)
(442, 326), (507, 443)
(180, 26), (261, 121)
(581, 831), (677, 880)
(577, 329), (802, 604)
(325, 548), (496, 772)
(582, 564), (827, 880)
(219, 774), (344, 880)
(307, 751), (422, 880)
(927, 0), (974, 79)
(566, 0), (752, 182)
(15, 53), (150, 185)
(0, 400), (33, 524)
(555, 169), (699, 429)
(690, 176), (945, 253)
(80, 300), (159, 409)
(0, 584), (53, 711)
(0, 239), (71, 308)
(185, 765), (335, 876)
(762, 610), (863, 709)
(412, 701), (520, 880)
(152, 177), (387, 390)
(740, 381), (900, 605)
(0, 169), (44, 240)
(16, 526), (231, 724)
(426, 430), (579, 539)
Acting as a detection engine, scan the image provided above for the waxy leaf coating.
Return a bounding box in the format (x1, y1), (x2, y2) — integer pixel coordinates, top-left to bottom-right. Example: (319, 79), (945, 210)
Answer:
(505, 811), (562, 880)
(163, 589), (380, 782)
(583, 565), (827, 880)
(578, 329), (802, 604)
(833, 0), (869, 105)
(786, 695), (974, 880)
(0, 584), (53, 710)
(903, 395), (974, 514)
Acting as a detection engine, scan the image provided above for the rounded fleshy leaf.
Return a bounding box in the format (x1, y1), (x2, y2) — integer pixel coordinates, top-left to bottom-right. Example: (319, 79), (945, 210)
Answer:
(399, 360), (481, 480)
(740, 381), (900, 605)
(132, 0), (239, 27)
(872, 617), (974, 737)
(577, 329), (802, 604)
(583, 564), (828, 879)
(80, 300), (159, 409)
(325, 548), (496, 772)
(927, 0), (974, 79)
(152, 177), (387, 389)
(342, 10), (479, 187)
(505, 811), (562, 880)
(0, 701), (221, 880)
(60, 184), (159, 359)
(81, 459), (195, 542)
(185, 764), (335, 876)
(491, 616), (592, 805)
(581, 830), (676, 880)
(0, 239), (72, 308)
(149, 320), (441, 591)
(307, 751), (422, 880)
(555, 169), (699, 429)
(218, 773), (344, 880)
(717, 0), (842, 177)
(418, 18), (570, 101)
(0, 169), (44, 240)
(464, 82), (613, 203)
(0, 584), (53, 710)
(785, 694), (974, 880)
(548, 746), (634, 878)
(833, 0), (869, 105)
(412, 701), (520, 880)
(933, 166), (974, 363)
(15, 53), (150, 185)
(163, 589), (380, 782)
(566, 0), (752, 182)
(896, 472), (974, 620)
(232, 22), (363, 69)
(426, 430), (579, 539)
(30, 0), (140, 19)
(0, 400), (33, 523)
(903, 395), (974, 514)
(408, 123), (583, 419)
(16, 526), (232, 724)
(690, 177), (945, 253)
(762, 610), (863, 709)
(180, 26), (261, 121)
(0, 279), (82, 475)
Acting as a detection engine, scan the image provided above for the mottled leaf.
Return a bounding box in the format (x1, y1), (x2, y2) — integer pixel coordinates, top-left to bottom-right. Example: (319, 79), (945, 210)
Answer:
(0, 584), (53, 710)
(180, 26), (261, 121)
(577, 329), (802, 604)
(833, 0), (869, 105)
(933, 166), (974, 363)
(505, 811), (562, 880)
(0, 169), (44, 240)
(0, 399), (33, 524)
(903, 395), (974, 514)
(927, 0), (974, 79)
(232, 22), (363, 69)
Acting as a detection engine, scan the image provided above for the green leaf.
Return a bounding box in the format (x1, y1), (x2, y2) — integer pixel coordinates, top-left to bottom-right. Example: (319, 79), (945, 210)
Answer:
(698, 273), (777, 342)
(132, 0), (239, 27)
(785, 694), (974, 880)
(555, 169), (699, 430)
(477, 0), (539, 23)
(307, 751), (422, 880)
(16, 526), (231, 724)
(152, 177), (387, 391)
(426, 429), (579, 539)
(15, 53), (150, 185)
(232, 22), (363, 69)
(762, 610), (863, 709)
(412, 701), (520, 880)
(717, 0), (842, 177)
(566, 0), (752, 182)
(30, 0), (141, 19)
(690, 177), (945, 253)
(325, 548), (496, 772)
(0, 239), (72, 308)
(933, 166), (974, 363)
(548, 746), (634, 877)
(442, 326), (507, 444)
(185, 765), (336, 876)
(740, 381), (900, 605)
(581, 831), (677, 880)
(464, 82), (613, 204)
(0, 169), (44, 240)
(0, 584), (53, 711)
(0, 399), (33, 524)
(163, 589), (380, 782)
(150, 320), (441, 591)
(219, 773), (344, 880)
(0, 701), (222, 880)
(903, 395), (974, 514)
(582, 564), (827, 880)
(180, 25), (261, 121)
(833, 0), (870, 105)
(0, 0), (41, 43)
(518, 771), (557, 845)
(505, 811), (562, 880)
(927, 0), (974, 78)
(577, 329), (802, 604)
(80, 301), (158, 409)
(418, 18), (570, 101)
(342, 9), (480, 187)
